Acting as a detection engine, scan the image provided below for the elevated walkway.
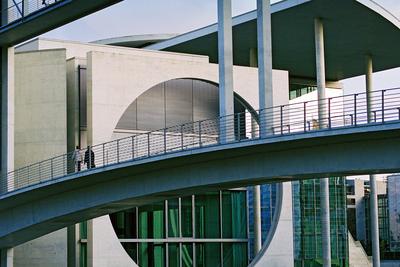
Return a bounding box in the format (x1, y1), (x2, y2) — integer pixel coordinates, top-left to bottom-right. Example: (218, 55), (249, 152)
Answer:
(1, 88), (400, 260)
(0, 0), (122, 46)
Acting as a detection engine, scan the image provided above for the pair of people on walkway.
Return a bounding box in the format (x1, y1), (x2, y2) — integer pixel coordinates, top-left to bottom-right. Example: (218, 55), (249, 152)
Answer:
(72, 146), (95, 171)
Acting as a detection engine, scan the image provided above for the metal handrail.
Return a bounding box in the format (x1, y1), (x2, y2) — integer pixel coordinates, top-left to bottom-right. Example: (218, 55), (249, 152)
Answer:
(1, 87), (400, 196)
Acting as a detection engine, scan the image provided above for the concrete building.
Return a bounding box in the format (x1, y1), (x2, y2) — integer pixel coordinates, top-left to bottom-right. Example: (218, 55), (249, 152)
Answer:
(2, 0), (400, 266)
(13, 37), (292, 266)
(10, 32), (349, 266)
(346, 177), (400, 264)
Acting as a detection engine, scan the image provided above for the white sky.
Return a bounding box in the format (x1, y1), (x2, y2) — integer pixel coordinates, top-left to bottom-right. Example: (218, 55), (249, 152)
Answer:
(40, 0), (400, 93)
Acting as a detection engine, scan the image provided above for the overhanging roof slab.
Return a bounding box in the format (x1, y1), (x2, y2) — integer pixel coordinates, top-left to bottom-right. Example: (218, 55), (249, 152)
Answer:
(149, 0), (400, 81)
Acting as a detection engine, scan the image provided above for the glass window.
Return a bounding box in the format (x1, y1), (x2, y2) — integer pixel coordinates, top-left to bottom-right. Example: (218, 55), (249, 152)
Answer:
(139, 202), (165, 239)
(181, 196), (193, 237)
(222, 191), (247, 238)
(182, 243), (193, 267)
(168, 244), (180, 267)
(168, 199), (179, 238)
(122, 243), (137, 263)
(196, 243), (221, 267)
(196, 193), (220, 238)
(223, 243), (248, 267)
(139, 243), (165, 267)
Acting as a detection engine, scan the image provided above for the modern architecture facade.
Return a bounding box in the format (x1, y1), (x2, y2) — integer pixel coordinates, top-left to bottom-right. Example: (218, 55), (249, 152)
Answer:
(10, 35), (347, 267)
(346, 177), (400, 262)
(2, 0), (400, 267)
(293, 178), (348, 267)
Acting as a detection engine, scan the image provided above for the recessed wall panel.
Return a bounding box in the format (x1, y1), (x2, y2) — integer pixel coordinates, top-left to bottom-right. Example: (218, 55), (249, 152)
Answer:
(165, 79), (193, 128)
(137, 83), (165, 131)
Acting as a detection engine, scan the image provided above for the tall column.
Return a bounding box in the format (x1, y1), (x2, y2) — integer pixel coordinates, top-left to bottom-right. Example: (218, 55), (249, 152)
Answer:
(314, 18), (331, 267)
(253, 185), (262, 254)
(0, 248), (13, 267)
(314, 18), (327, 128)
(0, 46), (14, 195)
(249, 49), (263, 255)
(217, 0), (234, 144)
(257, 0), (273, 137)
(366, 55), (381, 267)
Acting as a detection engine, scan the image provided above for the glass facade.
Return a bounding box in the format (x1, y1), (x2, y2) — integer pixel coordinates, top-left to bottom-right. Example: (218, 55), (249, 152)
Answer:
(289, 84), (317, 100)
(363, 179), (400, 260)
(110, 190), (248, 266)
(247, 184), (277, 260)
(388, 177), (400, 252)
(292, 178), (348, 267)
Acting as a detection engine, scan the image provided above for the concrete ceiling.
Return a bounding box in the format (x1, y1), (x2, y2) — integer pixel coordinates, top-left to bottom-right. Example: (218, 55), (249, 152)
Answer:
(148, 0), (400, 81)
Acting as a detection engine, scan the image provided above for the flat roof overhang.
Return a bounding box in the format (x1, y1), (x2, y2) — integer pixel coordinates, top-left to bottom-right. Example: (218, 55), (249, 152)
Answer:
(92, 34), (179, 48)
(148, 0), (400, 81)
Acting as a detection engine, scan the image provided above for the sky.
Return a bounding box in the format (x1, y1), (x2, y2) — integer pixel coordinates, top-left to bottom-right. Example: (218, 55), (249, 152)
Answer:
(40, 0), (400, 93)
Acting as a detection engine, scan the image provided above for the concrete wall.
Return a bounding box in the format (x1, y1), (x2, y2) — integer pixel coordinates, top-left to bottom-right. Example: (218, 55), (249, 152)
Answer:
(14, 49), (68, 267)
(254, 182), (294, 267)
(85, 47), (288, 267)
(87, 49), (288, 145)
(14, 39), (291, 266)
(14, 49), (67, 168)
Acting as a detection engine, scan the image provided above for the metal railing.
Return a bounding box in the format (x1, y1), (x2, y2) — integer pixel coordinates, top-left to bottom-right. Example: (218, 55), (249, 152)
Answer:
(0, 0), (66, 27)
(2, 87), (400, 196)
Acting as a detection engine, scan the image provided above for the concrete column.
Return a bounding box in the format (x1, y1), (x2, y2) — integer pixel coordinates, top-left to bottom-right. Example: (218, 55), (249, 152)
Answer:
(257, 0), (273, 137)
(253, 185), (262, 254)
(320, 178), (331, 267)
(0, 248), (13, 267)
(366, 56), (381, 267)
(217, 0), (234, 144)
(1, 47), (14, 195)
(314, 18), (327, 128)
(249, 49), (263, 255)
(314, 18), (331, 267)
(370, 174), (381, 267)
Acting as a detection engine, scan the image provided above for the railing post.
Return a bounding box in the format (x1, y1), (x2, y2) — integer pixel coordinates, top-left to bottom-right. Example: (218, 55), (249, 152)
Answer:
(199, 121), (202, 146)
(354, 94), (358, 126)
(50, 158), (54, 179)
(382, 90), (385, 123)
(181, 125), (184, 150)
(164, 128), (167, 153)
(147, 132), (150, 157)
(303, 102), (307, 132)
(132, 136), (135, 160)
(63, 154), (66, 176)
(39, 162), (42, 182)
(237, 114), (241, 141)
(328, 98), (331, 129)
(280, 105), (284, 134)
(373, 111), (377, 123)
(102, 143), (105, 167)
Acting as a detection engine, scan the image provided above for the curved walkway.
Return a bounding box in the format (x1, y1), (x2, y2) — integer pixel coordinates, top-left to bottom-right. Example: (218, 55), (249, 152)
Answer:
(1, 88), (400, 250)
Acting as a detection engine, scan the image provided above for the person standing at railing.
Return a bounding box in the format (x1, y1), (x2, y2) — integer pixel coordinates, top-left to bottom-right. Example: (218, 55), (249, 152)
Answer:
(71, 146), (82, 172)
(84, 146), (95, 169)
